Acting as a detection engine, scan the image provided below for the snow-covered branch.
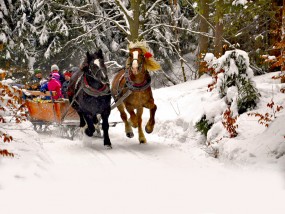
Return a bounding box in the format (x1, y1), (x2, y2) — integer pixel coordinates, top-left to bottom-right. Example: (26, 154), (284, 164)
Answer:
(145, 0), (163, 17)
(60, 21), (110, 50)
(51, 2), (130, 36)
(114, 0), (132, 20)
(141, 23), (215, 39)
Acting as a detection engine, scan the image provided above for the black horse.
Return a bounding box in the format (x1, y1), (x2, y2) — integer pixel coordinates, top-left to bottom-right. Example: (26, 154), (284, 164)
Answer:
(67, 50), (112, 148)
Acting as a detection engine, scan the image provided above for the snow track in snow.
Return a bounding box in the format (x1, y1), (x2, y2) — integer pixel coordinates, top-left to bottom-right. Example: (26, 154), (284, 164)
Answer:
(1, 72), (285, 214)
(1, 124), (284, 214)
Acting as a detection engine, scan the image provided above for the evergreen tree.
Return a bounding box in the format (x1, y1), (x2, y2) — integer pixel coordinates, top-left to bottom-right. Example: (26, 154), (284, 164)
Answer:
(213, 50), (261, 114)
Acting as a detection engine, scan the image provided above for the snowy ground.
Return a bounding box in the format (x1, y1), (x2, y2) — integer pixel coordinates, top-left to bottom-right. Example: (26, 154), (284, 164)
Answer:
(0, 72), (285, 214)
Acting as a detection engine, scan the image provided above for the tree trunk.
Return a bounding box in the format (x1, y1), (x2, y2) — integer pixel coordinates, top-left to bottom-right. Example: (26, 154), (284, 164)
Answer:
(170, 0), (187, 82)
(198, 0), (210, 77)
(214, 0), (224, 58)
(281, 0), (285, 83)
(281, 0), (285, 82)
(128, 0), (141, 42)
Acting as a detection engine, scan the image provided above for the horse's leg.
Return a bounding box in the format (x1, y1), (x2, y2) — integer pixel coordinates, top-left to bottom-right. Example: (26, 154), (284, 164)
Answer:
(126, 107), (138, 128)
(78, 112), (86, 128)
(144, 100), (157, 134)
(117, 104), (134, 138)
(136, 107), (147, 144)
(101, 110), (112, 148)
(84, 114), (95, 137)
(93, 114), (98, 124)
(92, 114), (101, 136)
(69, 96), (86, 128)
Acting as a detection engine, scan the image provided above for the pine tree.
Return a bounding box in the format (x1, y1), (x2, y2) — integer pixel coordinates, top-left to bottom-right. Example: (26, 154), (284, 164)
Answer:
(214, 50), (261, 114)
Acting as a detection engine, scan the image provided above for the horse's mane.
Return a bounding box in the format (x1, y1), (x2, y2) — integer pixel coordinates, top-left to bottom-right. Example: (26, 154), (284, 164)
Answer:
(80, 58), (88, 71)
(127, 41), (161, 72)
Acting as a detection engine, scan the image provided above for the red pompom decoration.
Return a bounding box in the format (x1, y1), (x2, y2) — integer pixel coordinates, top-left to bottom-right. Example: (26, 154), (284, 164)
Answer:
(144, 52), (153, 59)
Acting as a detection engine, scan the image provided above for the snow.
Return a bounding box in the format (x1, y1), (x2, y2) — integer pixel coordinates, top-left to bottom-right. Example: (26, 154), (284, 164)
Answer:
(1, 72), (285, 214)
(0, 0), (8, 16)
(5, 49), (10, 59)
(232, 0), (248, 6)
(60, 21), (69, 37)
(204, 52), (215, 63)
(34, 11), (45, 24)
(0, 32), (7, 43)
(39, 25), (48, 45)
(268, 55), (277, 61)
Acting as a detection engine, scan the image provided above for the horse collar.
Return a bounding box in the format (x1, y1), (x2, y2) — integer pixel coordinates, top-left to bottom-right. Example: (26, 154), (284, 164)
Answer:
(82, 74), (110, 97)
(125, 68), (151, 91)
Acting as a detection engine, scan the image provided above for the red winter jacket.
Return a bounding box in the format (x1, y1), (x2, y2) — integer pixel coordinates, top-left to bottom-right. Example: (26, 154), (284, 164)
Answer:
(48, 78), (62, 100)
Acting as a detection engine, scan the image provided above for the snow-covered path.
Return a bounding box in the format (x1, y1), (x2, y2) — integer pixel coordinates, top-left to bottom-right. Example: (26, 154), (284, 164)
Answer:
(1, 124), (285, 214)
(1, 73), (285, 214)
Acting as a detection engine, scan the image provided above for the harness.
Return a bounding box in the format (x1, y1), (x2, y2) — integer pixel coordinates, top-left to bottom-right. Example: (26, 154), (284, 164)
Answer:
(111, 68), (151, 110)
(82, 75), (110, 97)
(124, 68), (151, 91)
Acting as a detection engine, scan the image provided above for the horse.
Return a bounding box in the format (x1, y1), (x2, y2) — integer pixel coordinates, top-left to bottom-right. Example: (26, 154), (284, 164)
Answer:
(111, 41), (161, 144)
(67, 49), (112, 148)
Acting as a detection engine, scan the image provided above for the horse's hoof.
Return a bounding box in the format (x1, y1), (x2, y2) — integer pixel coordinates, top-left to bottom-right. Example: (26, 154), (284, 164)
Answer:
(126, 132), (134, 138)
(140, 140), (147, 144)
(85, 129), (93, 137)
(104, 145), (112, 149)
(145, 126), (153, 134)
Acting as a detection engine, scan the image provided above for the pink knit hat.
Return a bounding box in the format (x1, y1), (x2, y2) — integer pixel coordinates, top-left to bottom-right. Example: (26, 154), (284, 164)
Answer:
(51, 72), (60, 80)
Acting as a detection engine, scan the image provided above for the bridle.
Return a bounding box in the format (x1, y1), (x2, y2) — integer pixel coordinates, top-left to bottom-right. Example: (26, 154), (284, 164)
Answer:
(128, 49), (145, 74)
(86, 59), (108, 84)
(81, 58), (110, 97)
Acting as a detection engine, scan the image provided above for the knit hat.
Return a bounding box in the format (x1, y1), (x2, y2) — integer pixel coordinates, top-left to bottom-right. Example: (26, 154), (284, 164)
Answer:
(51, 72), (60, 80)
(64, 72), (72, 77)
(34, 68), (41, 75)
(51, 64), (59, 72)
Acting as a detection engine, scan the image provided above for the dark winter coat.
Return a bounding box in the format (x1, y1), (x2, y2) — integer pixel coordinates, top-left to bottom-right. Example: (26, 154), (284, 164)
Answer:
(62, 80), (70, 98)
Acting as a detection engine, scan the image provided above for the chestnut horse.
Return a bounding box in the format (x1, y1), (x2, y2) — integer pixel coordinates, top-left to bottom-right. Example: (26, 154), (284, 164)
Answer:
(111, 41), (161, 144)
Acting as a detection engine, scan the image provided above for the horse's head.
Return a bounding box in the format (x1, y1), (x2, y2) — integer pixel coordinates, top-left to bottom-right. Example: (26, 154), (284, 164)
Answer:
(82, 49), (109, 83)
(128, 48), (145, 75)
(127, 41), (161, 75)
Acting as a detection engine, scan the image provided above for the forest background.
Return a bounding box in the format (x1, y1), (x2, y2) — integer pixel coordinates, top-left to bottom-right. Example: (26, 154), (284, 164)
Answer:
(0, 0), (284, 85)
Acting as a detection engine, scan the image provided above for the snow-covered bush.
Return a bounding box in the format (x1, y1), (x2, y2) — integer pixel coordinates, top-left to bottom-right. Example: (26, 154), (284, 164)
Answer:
(195, 115), (213, 136)
(196, 50), (260, 143)
(206, 49), (260, 114)
(237, 78), (260, 114)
